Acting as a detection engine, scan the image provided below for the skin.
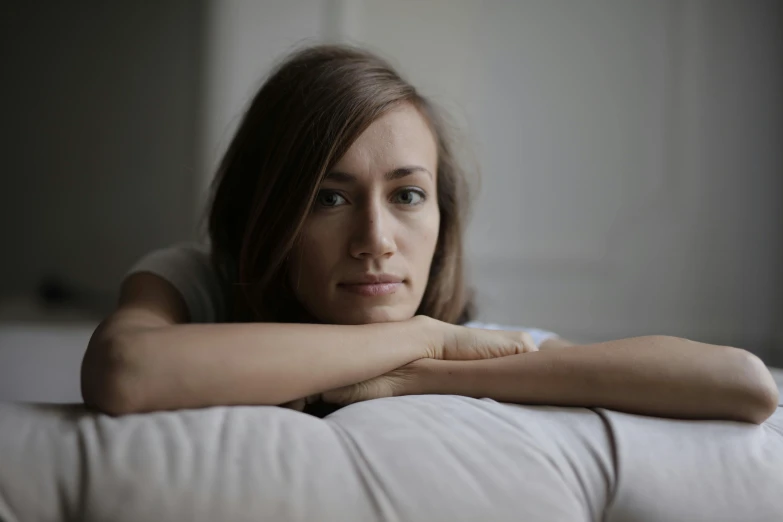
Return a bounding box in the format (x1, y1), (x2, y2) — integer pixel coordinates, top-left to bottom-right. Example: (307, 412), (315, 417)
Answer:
(288, 103), (440, 325)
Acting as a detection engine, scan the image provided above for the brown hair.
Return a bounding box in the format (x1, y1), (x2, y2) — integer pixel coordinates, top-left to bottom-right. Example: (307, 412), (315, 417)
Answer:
(206, 45), (474, 324)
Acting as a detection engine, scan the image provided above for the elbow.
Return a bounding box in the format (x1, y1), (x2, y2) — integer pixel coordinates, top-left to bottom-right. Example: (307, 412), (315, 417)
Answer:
(734, 350), (779, 425)
(81, 333), (146, 416)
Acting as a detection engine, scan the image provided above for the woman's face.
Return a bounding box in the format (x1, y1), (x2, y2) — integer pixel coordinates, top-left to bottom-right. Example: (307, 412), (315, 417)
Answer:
(288, 103), (440, 324)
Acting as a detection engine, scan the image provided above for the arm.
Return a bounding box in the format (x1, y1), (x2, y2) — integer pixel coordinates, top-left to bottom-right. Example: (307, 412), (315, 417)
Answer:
(82, 274), (533, 416)
(414, 336), (779, 424)
(82, 273), (434, 415)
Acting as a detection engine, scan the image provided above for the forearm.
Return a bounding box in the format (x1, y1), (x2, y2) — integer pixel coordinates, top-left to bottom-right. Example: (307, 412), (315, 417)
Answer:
(417, 336), (779, 423)
(83, 316), (432, 415)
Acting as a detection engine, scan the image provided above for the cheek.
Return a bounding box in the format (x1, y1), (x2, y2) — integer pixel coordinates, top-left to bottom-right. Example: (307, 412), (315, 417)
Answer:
(289, 223), (340, 283)
(424, 208), (441, 249)
(405, 210), (440, 265)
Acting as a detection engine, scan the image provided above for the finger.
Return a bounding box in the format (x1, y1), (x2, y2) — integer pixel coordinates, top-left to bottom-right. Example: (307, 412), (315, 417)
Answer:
(501, 331), (537, 354)
(304, 393), (323, 404)
(323, 384), (363, 405)
(521, 333), (538, 352)
(280, 398), (306, 411)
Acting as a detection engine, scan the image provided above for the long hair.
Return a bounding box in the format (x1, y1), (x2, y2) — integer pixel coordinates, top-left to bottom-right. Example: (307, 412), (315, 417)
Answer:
(206, 45), (474, 324)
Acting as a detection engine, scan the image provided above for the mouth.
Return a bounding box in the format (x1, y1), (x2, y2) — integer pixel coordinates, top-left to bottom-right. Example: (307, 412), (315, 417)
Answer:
(338, 282), (402, 297)
(338, 274), (405, 297)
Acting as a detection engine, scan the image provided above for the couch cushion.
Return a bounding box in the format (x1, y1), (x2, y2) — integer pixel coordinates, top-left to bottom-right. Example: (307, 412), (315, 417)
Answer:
(1, 387), (781, 522)
(0, 397), (614, 522)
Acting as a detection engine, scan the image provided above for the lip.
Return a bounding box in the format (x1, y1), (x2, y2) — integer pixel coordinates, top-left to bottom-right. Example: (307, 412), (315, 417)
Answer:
(338, 274), (404, 297)
(339, 282), (403, 297)
(341, 273), (404, 285)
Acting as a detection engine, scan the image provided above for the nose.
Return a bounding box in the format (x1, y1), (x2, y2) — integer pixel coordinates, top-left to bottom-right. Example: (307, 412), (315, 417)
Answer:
(348, 201), (397, 260)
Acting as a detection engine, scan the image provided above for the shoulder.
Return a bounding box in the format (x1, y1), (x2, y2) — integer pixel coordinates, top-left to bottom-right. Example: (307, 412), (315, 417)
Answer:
(129, 242), (211, 268)
(462, 321), (560, 349)
(125, 241), (229, 323)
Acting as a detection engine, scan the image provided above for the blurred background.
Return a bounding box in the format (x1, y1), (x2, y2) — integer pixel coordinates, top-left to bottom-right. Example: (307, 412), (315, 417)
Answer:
(1, 0), (781, 401)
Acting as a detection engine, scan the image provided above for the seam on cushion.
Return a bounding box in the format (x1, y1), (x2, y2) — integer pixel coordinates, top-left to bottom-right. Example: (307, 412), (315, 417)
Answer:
(762, 407), (783, 437)
(550, 427), (611, 522)
(476, 400), (598, 520)
(471, 398), (580, 474)
(591, 408), (619, 522)
(325, 421), (398, 522)
(72, 419), (91, 522)
(432, 398), (597, 521)
(0, 488), (19, 522)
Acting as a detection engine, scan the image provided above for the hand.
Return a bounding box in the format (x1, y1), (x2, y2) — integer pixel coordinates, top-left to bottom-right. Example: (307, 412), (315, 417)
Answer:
(279, 395), (318, 412)
(415, 316), (538, 361)
(285, 319), (540, 409)
(320, 360), (428, 405)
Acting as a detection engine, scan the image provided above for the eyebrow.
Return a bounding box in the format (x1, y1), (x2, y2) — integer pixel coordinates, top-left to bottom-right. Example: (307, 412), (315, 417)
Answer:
(325, 165), (433, 183)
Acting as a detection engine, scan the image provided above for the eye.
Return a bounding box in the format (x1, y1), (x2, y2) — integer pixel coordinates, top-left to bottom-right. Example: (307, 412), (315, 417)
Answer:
(393, 188), (426, 206)
(316, 190), (347, 208)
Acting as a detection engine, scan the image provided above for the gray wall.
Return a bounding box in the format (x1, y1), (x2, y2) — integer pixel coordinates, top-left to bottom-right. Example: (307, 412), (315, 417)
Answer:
(195, 0), (326, 215)
(0, 1), (204, 304)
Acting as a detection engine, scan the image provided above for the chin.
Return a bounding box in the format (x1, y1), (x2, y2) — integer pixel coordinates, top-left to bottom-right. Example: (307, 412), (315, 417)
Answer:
(327, 306), (413, 325)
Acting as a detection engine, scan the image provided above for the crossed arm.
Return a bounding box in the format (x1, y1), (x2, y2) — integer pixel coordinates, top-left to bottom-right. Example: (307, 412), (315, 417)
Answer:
(90, 275), (779, 423)
(328, 335), (780, 424)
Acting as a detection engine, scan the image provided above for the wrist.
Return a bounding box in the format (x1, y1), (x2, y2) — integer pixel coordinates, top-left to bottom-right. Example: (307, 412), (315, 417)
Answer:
(406, 315), (445, 360)
(413, 358), (469, 396)
(362, 317), (429, 364)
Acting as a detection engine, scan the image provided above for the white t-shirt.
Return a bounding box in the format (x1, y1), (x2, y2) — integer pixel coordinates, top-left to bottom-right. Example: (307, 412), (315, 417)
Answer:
(126, 242), (559, 347)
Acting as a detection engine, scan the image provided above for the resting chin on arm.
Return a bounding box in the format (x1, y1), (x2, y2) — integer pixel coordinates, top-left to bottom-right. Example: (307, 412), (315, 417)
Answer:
(413, 336), (780, 424)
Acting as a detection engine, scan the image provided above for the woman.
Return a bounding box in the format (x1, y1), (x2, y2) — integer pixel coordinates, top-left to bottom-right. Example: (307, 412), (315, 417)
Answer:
(81, 45), (778, 422)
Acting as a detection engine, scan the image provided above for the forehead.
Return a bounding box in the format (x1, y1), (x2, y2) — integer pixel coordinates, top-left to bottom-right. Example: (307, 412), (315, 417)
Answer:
(334, 103), (438, 174)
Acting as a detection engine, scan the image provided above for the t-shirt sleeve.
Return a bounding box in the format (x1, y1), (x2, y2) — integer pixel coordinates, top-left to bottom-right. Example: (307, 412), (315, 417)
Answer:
(462, 321), (560, 348)
(124, 242), (227, 323)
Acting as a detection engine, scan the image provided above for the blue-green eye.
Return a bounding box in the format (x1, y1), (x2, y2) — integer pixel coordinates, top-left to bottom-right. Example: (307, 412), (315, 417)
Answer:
(316, 190), (347, 207)
(393, 189), (426, 205)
